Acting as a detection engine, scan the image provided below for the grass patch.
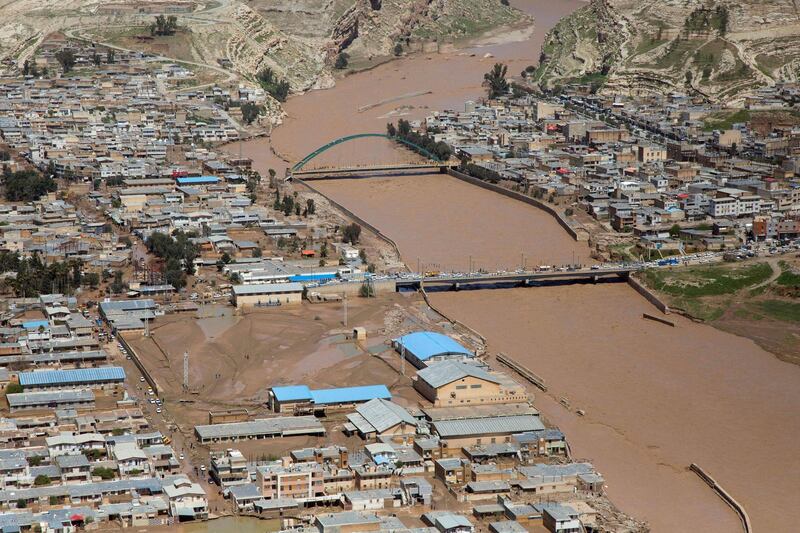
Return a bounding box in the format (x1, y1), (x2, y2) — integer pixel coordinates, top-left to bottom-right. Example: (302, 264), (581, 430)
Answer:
(775, 261), (800, 286)
(642, 262), (772, 297)
(703, 109), (750, 131)
(754, 300), (800, 323)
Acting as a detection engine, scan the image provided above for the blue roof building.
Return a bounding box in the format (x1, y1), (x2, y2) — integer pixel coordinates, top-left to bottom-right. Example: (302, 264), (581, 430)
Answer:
(309, 385), (391, 406)
(268, 384), (391, 413)
(394, 331), (473, 369)
(19, 366), (126, 390)
(22, 320), (50, 330)
(176, 176), (220, 186)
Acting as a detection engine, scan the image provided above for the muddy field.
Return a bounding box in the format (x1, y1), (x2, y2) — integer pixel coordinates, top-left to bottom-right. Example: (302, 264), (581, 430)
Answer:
(123, 293), (470, 430)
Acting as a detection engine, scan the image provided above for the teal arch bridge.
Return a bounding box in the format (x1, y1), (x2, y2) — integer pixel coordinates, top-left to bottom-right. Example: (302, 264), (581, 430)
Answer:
(288, 133), (451, 179)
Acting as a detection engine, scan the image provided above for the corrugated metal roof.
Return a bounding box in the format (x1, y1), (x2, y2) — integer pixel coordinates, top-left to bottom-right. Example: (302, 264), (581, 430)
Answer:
(433, 415), (544, 438)
(7, 389), (94, 407)
(416, 361), (499, 389)
(310, 385), (391, 405)
(351, 398), (416, 433)
(396, 331), (472, 361)
(19, 366), (125, 387)
(194, 416), (324, 440)
(232, 282), (303, 295)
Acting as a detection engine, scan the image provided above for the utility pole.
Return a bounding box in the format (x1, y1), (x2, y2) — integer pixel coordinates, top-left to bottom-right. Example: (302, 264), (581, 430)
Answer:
(183, 351), (189, 391)
(343, 292), (348, 327)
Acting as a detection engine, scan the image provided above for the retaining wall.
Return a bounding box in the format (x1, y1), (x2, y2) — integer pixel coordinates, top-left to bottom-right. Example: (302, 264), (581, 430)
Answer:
(689, 463), (752, 533)
(627, 275), (670, 314)
(445, 168), (588, 242)
(118, 333), (160, 395)
(295, 178), (408, 271)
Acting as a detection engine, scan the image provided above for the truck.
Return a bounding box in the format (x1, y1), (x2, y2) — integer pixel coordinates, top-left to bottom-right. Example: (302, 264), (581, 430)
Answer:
(657, 258), (679, 266)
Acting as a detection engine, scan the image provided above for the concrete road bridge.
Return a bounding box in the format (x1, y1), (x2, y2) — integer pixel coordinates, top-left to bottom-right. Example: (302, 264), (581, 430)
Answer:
(395, 267), (637, 291)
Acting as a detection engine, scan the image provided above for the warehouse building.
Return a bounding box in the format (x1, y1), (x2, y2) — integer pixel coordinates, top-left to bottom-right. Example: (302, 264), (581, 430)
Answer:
(432, 414), (545, 450)
(414, 361), (526, 407)
(194, 416), (325, 443)
(7, 389), (96, 412)
(231, 283), (303, 308)
(393, 331), (474, 369)
(268, 384), (392, 414)
(19, 366), (126, 391)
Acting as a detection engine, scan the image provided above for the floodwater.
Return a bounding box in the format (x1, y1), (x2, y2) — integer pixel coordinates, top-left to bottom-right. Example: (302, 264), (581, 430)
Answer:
(231, 0), (587, 175)
(314, 173), (589, 271)
(178, 516), (279, 533)
(221, 0), (800, 531)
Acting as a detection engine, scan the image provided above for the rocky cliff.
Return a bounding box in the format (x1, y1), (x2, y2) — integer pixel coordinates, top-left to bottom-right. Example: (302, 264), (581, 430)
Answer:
(534, 0), (800, 102)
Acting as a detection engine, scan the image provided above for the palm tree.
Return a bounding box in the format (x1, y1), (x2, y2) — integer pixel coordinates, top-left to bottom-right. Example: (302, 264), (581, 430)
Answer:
(484, 63), (509, 98)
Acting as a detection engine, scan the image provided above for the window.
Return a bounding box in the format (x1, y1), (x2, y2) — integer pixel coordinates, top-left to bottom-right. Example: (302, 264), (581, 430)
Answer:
(456, 385), (467, 390)
(470, 384), (481, 389)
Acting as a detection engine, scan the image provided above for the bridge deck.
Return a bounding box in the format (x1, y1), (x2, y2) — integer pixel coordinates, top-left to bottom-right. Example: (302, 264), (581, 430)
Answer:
(396, 268), (634, 288)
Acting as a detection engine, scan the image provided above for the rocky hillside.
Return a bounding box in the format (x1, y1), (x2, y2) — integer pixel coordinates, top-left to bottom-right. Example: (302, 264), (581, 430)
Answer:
(0, 0), (524, 91)
(534, 0), (800, 102)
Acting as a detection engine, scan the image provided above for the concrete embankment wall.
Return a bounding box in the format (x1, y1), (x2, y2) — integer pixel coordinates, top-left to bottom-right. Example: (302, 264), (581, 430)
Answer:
(689, 463), (752, 533)
(314, 279), (397, 296)
(445, 168), (588, 242)
(119, 333), (160, 395)
(627, 275), (670, 314)
(296, 178), (408, 270)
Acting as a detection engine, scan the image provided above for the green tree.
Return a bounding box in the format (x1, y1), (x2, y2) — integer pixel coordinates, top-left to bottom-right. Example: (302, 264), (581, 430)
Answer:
(240, 102), (264, 125)
(342, 223), (361, 244)
(386, 123), (396, 137)
(6, 383), (22, 394)
(393, 43), (403, 56)
(256, 68), (290, 102)
(34, 475), (50, 486)
(669, 224), (682, 238)
(484, 63), (509, 98)
(55, 49), (76, 73)
(106, 49), (115, 64)
(3, 169), (56, 201)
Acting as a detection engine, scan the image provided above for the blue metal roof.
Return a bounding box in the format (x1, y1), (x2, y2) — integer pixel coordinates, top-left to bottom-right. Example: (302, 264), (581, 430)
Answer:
(309, 385), (391, 405)
(271, 385), (312, 402)
(22, 320), (50, 330)
(289, 273), (337, 282)
(396, 331), (473, 361)
(19, 366), (126, 387)
(176, 176), (220, 185)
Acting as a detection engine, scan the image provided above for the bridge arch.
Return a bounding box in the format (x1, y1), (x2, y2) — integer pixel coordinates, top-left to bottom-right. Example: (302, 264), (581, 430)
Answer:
(291, 133), (441, 173)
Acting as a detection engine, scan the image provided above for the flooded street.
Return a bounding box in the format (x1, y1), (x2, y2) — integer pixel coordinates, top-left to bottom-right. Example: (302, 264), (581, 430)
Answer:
(223, 0), (800, 531)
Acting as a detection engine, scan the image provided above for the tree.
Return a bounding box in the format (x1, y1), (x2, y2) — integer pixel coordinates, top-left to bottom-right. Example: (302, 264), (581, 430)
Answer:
(22, 59), (30, 76)
(151, 15), (178, 36)
(34, 475), (50, 486)
(55, 49), (76, 73)
(3, 169), (56, 201)
(669, 224), (682, 238)
(92, 52), (101, 66)
(306, 198), (316, 215)
(256, 67), (290, 102)
(685, 70), (693, 86)
(92, 467), (115, 480)
(500, 0), (509, 5)
(240, 102), (264, 125)
(252, 248), (262, 258)
(221, 252), (231, 264)
(342, 223), (361, 244)
(6, 383), (22, 394)
(16, 499), (25, 509)
(359, 280), (375, 297)
(484, 63), (509, 98)
(386, 122), (396, 137)
(106, 49), (115, 64)
(394, 43), (403, 56)
(335, 52), (349, 69)
(110, 270), (125, 294)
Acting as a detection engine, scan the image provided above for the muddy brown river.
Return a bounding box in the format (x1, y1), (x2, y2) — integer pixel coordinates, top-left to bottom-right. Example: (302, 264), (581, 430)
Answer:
(229, 1), (800, 531)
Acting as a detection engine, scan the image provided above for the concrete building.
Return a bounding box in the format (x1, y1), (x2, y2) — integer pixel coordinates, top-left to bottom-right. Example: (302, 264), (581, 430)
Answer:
(231, 282), (303, 308)
(194, 416), (325, 443)
(414, 361), (526, 407)
(7, 389), (95, 412)
(268, 384), (392, 414)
